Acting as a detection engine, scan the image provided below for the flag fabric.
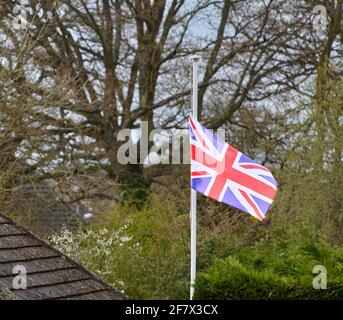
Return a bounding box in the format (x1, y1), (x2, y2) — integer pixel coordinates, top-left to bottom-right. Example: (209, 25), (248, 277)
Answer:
(189, 116), (277, 221)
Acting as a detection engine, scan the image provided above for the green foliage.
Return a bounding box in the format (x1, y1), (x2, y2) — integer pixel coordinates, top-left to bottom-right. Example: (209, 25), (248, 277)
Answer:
(50, 191), (343, 300)
(113, 195), (190, 299)
(195, 235), (343, 299)
(119, 164), (152, 206)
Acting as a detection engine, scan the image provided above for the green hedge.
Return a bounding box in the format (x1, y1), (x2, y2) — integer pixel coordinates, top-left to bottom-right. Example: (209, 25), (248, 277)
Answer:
(195, 239), (343, 300)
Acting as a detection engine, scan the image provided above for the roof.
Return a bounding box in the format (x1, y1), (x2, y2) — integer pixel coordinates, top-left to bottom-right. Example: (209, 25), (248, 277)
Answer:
(0, 214), (124, 300)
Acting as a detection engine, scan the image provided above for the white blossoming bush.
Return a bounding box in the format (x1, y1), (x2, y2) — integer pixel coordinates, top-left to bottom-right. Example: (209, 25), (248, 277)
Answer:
(49, 225), (134, 293)
(49, 194), (190, 299)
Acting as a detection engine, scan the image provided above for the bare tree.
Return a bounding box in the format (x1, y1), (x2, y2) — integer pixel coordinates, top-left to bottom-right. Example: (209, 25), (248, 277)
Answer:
(0, 0), (342, 204)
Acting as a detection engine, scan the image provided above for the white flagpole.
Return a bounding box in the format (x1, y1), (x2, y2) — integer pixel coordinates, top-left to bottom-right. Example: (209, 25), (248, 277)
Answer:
(190, 55), (200, 300)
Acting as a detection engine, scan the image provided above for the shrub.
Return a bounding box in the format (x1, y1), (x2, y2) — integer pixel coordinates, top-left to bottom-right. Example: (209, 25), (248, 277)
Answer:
(195, 236), (343, 299)
(49, 194), (190, 299)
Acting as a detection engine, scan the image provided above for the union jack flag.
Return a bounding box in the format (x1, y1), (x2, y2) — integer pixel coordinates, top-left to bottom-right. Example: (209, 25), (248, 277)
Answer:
(189, 116), (277, 221)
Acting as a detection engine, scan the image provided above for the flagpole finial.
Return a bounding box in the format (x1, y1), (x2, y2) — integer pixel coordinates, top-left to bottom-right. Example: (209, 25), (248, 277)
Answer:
(190, 55), (201, 62)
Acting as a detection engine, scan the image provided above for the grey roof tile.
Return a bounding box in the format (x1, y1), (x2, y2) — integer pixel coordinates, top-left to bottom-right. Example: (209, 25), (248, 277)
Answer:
(0, 213), (124, 300)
